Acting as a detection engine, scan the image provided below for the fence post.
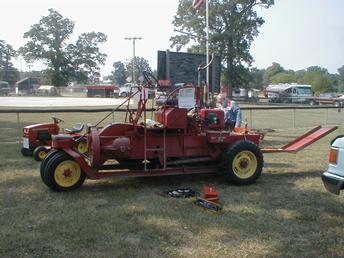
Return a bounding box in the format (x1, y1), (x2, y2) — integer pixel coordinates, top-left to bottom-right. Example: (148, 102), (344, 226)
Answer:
(17, 112), (21, 143)
(325, 108), (328, 126)
(249, 109), (252, 128)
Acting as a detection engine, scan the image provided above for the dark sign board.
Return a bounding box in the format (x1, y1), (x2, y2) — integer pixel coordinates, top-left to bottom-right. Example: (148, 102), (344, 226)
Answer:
(157, 50), (221, 92)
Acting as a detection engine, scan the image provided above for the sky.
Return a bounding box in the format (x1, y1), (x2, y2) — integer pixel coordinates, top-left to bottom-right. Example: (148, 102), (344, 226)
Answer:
(1, 0), (344, 77)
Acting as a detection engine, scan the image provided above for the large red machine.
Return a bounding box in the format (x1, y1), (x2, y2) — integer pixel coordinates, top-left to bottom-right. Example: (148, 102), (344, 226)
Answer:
(39, 71), (337, 191)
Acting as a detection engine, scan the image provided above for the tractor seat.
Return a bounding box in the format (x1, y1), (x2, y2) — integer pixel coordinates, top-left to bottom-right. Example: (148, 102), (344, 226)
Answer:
(65, 123), (84, 134)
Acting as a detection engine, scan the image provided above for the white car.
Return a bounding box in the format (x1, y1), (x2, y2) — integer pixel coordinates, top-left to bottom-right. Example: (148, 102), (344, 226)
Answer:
(119, 83), (134, 97)
(322, 135), (344, 194)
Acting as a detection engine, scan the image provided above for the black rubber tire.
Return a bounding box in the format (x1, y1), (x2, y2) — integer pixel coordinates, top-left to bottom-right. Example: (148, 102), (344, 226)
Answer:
(222, 140), (264, 185)
(40, 149), (60, 182)
(121, 92), (128, 98)
(42, 151), (86, 191)
(21, 147), (33, 157)
(33, 146), (50, 161)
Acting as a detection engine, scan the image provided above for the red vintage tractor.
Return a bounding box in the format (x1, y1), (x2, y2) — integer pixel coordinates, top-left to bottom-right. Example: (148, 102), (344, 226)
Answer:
(21, 117), (88, 161)
(39, 71), (337, 191)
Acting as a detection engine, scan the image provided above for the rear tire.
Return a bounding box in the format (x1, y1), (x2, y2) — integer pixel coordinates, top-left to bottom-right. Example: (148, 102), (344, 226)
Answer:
(33, 146), (49, 161)
(222, 140), (264, 185)
(42, 151), (86, 191)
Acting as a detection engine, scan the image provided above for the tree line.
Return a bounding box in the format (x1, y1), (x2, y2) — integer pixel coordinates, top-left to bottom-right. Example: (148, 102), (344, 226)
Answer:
(0, 2), (343, 96)
(249, 62), (344, 95)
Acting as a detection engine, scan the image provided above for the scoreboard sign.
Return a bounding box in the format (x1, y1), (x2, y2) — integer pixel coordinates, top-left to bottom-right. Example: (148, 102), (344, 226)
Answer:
(157, 50), (221, 92)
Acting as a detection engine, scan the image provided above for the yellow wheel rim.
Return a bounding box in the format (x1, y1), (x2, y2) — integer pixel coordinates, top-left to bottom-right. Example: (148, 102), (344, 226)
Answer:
(54, 160), (81, 188)
(77, 141), (88, 154)
(38, 150), (47, 160)
(232, 150), (257, 179)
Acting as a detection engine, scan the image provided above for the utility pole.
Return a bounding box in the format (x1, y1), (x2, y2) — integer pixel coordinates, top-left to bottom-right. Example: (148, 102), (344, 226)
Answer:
(205, 0), (210, 104)
(124, 37), (142, 84)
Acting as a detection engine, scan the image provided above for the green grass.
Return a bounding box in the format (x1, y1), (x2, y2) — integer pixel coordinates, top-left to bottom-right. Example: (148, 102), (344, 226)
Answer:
(1, 109), (344, 257)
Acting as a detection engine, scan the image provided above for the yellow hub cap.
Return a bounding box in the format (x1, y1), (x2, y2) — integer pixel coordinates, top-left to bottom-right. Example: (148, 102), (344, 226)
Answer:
(77, 141), (88, 154)
(54, 160), (81, 187)
(38, 150), (47, 160)
(232, 151), (257, 179)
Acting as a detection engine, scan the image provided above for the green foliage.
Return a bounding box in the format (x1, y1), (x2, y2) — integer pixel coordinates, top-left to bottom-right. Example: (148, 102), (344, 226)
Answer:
(263, 62), (284, 85)
(111, 61), (127, 85)
(126, 57), (152, 82)
(171, 0), (274, 93)
(0, 40), (19, 86)
(270, 72), (295, 84)
(248, 67), (265, 89)
(302, 71), (332, 95)
(109, 57), (152, 85)
(19, 9), (107, 86)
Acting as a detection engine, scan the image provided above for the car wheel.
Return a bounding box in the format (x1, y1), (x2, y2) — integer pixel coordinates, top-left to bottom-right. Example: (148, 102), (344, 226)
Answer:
(121, 92), (128, 98)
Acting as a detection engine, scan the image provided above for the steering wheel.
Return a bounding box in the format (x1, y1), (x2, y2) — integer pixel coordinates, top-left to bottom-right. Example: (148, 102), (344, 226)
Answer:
(51, 116), (64, 124)
(142, 71), (160, 89)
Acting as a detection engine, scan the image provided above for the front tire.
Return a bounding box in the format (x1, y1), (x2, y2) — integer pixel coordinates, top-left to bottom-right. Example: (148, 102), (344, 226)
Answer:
(42, 151), (86, 191)
(40, 149), (60, 182)
(222, 140), (264, 185)
(21, 147), (32, 157)
(33, 146), (49, 161)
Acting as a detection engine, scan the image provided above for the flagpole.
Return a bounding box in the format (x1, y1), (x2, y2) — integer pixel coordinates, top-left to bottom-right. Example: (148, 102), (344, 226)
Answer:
(205, 0), (209, 105)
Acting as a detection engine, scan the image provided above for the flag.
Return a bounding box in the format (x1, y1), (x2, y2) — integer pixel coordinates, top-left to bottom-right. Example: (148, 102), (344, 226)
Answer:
(192, 0), (205, 10)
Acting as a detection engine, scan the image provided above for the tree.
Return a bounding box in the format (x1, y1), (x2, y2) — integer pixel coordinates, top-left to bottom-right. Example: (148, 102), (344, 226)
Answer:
(270, 72), (295, 84)
(307, 66), (328, 74)
(20, 9), (107, 86)
(0, 40), (19, 86)
(111, 61), (127, 85)
(248, 67), (264, 89)
(69, 32), (107, 83)
(125, 56), (152, 82)
(170, 0), (274, 94)
(302, 72), (331, 95)
(263, 62), (284, 85)
(337, 65), (344, 92)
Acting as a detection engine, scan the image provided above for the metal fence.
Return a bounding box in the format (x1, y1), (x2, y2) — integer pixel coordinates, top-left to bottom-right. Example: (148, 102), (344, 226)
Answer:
(0, 106), (343, 143)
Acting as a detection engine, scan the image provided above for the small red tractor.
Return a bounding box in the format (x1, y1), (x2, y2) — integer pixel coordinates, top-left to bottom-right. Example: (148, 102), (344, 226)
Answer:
(39, 71), (337, 191)
(21, 117), (88, 161)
